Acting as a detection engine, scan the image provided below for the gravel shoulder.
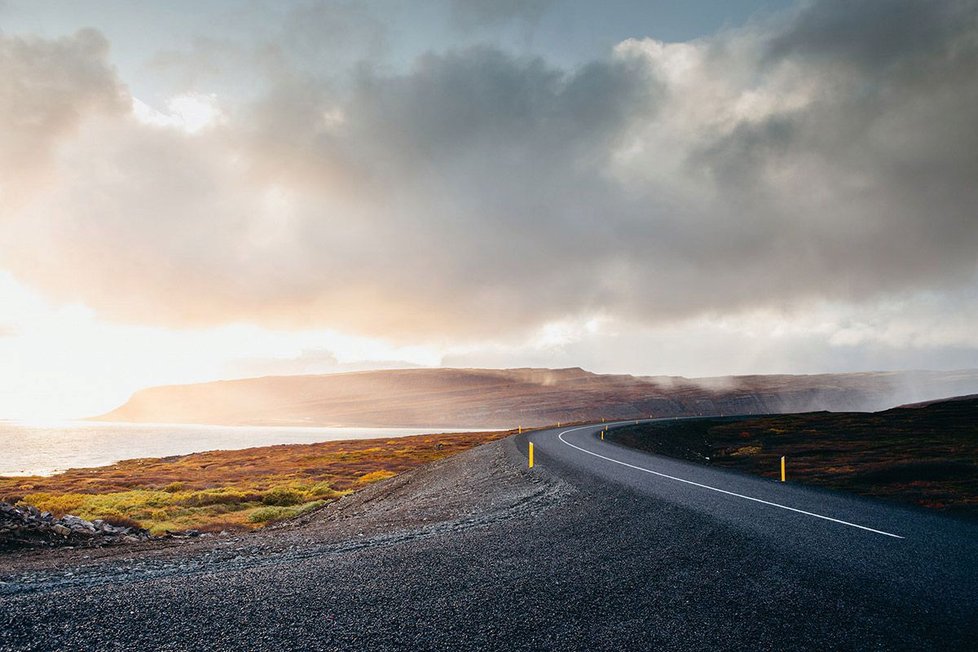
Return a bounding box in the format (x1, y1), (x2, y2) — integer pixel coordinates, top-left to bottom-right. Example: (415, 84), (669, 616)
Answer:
(0, 435), (567, 588)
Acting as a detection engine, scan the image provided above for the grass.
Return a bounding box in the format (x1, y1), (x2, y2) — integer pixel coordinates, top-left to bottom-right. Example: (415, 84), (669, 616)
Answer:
(0, 429), (511, 535)
(608, 397), (978, 519)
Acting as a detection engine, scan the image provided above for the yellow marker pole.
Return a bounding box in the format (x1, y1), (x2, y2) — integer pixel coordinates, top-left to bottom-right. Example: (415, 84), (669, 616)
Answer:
(557, 421), (561, 428)
(780, 456), (786, 482)
(528, 442), (534, 468)
(518, 425), (522, 435)
(601, 430), (604, 441)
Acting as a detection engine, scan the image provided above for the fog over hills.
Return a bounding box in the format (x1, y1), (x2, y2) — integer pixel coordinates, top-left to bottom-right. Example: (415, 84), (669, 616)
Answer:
(94, 367), (978, 428)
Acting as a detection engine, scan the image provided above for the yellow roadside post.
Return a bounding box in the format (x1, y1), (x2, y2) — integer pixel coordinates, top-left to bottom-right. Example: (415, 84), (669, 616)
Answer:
(518, 425), (522, 435)
(601, 429), (605, 441)
(780, 456), (786, 482)
(529, 442), (534, 468)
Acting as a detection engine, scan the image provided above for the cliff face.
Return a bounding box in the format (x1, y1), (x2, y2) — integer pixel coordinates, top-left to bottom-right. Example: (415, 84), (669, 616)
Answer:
(94, 367), (978, 428)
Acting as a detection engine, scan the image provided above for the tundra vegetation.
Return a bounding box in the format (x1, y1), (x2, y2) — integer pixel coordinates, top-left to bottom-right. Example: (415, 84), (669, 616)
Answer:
(0, 430), (510, 535)
(609, 397), (978, 519)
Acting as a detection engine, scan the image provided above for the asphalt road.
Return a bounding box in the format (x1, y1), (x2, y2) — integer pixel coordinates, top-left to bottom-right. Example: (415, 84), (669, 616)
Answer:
(536, 421), (962, 541)
(2, 421), (977, 650)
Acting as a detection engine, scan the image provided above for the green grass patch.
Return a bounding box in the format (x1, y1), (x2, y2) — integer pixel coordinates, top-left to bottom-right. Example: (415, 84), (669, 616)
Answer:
(249, 500), (327, 524)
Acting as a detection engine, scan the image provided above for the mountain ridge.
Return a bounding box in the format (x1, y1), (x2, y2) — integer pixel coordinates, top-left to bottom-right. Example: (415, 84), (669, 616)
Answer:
(93, 367), (978, 428)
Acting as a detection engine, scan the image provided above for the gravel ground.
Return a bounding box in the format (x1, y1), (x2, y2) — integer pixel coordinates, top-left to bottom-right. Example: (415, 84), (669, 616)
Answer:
(1, 433), (975, 651)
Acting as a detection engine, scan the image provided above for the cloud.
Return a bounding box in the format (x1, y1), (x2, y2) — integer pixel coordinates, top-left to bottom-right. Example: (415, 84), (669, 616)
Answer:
(444, 296), (978, 378)
(0, 28), (128, 211)
(4, 43), (660, 337)
(144, 2), (388, 94)
(281, 1), (388, 64)
(448, 0), (555, 31)
(132, 93), (224, 133)
(765, 0), (972, 69)
(2, 1), (978, 349)
(224, 350), (429, 379)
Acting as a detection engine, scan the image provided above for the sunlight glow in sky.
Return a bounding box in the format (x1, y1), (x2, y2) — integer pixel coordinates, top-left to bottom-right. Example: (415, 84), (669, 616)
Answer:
(1, 0), (977, 418)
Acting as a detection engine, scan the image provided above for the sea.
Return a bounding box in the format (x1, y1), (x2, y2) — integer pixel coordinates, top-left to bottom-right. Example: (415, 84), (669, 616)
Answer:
(0, 421), (487, 477)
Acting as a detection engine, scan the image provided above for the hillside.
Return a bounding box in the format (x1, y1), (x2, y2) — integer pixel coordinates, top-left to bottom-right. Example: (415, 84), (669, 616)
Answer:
(608, 395), (978, 518)
(94, 367), (978, 427)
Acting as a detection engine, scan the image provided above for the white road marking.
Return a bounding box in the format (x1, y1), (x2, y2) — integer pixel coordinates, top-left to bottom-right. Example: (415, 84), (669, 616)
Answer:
(556, 425), (904, 539)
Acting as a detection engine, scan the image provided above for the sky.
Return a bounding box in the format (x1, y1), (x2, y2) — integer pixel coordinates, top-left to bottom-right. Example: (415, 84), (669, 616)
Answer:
(1, 0), (977, 419)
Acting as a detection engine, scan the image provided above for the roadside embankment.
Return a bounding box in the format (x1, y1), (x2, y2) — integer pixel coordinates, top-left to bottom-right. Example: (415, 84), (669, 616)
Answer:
(607, 396), (978, 519)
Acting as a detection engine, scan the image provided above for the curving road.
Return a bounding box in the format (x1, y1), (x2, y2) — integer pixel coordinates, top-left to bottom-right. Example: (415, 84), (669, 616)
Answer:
(535, 421), (920, 540)
(2, 420), (977, 650)
(517, 420), (978, 645)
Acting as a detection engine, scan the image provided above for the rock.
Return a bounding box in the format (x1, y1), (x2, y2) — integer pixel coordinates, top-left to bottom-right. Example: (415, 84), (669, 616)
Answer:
(0, 501), (151, 549)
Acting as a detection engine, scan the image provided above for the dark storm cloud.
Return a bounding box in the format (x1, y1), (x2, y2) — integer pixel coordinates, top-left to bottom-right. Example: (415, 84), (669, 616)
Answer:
(690, 0), (978, 307)
(766, 0), (975, 69)
(3, 0), (978, 343)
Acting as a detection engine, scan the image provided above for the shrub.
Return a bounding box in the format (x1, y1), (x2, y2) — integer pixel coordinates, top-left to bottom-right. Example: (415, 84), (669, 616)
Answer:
(261, 487), (306, 506)
(296, 500), (326, 515)
(181, 488), (259, 507)
(248, 500), (327, 524)
(85, 490), (175, 511)
(249, 506), (298, 523)
(201, 503), (241, 516)
(19, 492), (86, 515)
(149, 509), (170, 522)
(305, 481), (338, 497)
(357, 470), (396, 484)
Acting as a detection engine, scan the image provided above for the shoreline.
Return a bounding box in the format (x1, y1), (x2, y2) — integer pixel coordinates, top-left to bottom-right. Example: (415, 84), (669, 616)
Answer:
(0, 421), (503, 478)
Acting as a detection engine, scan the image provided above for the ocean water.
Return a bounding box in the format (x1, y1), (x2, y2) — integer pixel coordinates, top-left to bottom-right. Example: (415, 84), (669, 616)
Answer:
(0, 421), (487, 476)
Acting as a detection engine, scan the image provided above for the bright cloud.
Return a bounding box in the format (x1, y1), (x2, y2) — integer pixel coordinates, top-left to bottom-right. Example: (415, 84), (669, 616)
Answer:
(132, 93), (224, 133)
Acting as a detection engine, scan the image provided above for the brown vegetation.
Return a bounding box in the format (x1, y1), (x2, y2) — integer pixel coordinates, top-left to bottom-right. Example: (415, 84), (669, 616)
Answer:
(0, 429), (511, 535)
(609, 397), (978, 519)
